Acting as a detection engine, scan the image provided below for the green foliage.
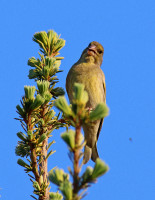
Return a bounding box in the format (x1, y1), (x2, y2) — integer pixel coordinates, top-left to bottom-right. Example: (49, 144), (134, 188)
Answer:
(17, 158), (30, 168)
(38, 133), (47, 144)
(37, 80), (50, 96)
(32, 94), (45, 110)
(81, 166), (93, 183)
(61, 130), (84, 150)
(33, 30), (65, 57)
(61, 130), (76, 150)
(89, 103), (109, 121)
(49, 168), (73, 200)
(17, 132), (27, 141)
(24, 86), (36, 100)
(49, 168), (70, 186)
(54, 96), (73, 116)
(73, 83), (88, 106)
(33, 181), (41, 191)
(16, 139), (30, 157)
(51, 87), (65, 98)
(91, 158), (109, 179)
(49, 192), (63, 200)
(16, 86), (45, 117)
(28, 57), (62, 81)
(59, 180), (73, 200)
(15, 30), (67, 200)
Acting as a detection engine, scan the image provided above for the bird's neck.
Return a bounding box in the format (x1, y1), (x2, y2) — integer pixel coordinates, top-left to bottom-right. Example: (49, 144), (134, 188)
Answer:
(79, 56), (95, 64)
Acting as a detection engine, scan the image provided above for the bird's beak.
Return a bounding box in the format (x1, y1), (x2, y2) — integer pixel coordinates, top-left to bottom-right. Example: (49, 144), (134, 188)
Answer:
(88, 44), (96, 51)
(87, 45), (97, 55)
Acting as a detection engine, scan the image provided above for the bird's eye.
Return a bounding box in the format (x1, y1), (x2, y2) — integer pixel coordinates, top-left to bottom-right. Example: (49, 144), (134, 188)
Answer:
(98, 50), (103, 54)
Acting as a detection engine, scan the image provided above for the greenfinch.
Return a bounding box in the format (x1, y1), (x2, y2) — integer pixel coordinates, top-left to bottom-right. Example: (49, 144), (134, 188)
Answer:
(66, 41), (106, 164)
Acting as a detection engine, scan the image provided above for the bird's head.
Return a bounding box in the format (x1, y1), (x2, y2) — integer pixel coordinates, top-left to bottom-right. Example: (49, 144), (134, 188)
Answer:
(80, 41), (104, 66)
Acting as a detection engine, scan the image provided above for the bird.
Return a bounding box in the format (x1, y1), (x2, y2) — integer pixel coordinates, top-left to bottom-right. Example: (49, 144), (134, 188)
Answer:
(66, 41), (106, 164)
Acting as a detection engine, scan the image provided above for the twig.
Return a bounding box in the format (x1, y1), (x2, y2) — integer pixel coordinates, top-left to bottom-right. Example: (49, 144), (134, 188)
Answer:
(39, 105), (49, 200)
(27, 113), (41, 185)
(73, 123), (81, 196)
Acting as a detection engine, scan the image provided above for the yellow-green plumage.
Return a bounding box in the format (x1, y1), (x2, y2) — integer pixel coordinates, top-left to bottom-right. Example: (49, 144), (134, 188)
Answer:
(66, 41), (106, 164)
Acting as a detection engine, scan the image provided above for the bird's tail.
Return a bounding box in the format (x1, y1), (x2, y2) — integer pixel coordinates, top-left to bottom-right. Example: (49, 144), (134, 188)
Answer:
(91, 143), (99, 162)
(83, 143), (99, 164)
(83, 145), (92, 164)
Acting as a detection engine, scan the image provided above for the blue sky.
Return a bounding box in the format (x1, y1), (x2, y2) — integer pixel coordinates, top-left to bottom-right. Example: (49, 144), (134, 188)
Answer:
(0, 0), (155, 199)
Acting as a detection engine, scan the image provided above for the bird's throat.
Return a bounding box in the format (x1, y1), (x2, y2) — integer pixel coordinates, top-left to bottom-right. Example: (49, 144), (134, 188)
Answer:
(84, 55), (95, 64)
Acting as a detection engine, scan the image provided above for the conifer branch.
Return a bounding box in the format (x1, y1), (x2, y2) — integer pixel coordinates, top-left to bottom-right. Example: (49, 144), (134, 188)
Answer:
(15, 30), (66, 200)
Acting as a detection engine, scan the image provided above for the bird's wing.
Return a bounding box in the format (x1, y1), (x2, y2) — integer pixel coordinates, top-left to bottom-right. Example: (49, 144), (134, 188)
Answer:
(102, 73), (106, 103)
(97, 119), (104, 140)
(66, 69), (74, 102)
(97, 74), (106, 140)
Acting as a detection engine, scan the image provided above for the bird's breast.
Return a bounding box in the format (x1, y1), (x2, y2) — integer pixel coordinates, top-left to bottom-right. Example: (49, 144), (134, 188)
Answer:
(69, 64), (104, 108)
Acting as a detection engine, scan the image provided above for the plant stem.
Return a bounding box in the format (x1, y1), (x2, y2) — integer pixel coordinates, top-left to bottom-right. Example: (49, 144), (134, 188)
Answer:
(27, 113), (41, 185)
(73, 124), (81, 196)
(30, 144), (41, 185)
(39, 105), (49, 200)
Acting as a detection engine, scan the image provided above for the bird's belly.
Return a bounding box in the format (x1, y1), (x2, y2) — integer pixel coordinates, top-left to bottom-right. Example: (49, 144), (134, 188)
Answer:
(74, 72), (103, 108)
